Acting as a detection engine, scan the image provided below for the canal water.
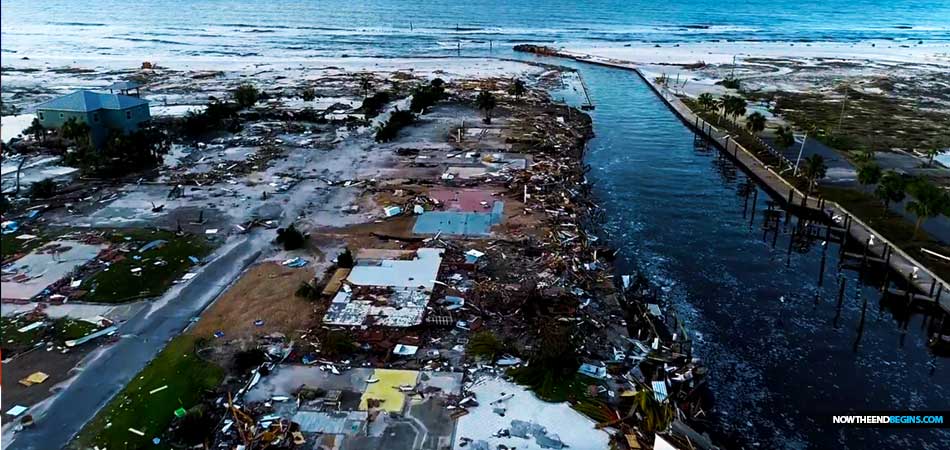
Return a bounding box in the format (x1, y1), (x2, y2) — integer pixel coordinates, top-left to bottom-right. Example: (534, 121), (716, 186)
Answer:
(549, 60), (950, 449)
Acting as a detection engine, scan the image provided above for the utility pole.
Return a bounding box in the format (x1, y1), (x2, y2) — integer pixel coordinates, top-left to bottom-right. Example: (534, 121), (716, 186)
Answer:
(793, 132), (808, 177)
(837, 82), (848, 133)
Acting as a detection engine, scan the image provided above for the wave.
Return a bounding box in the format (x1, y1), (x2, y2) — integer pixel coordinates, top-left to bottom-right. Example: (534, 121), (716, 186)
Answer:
(46, 21), (106, 27)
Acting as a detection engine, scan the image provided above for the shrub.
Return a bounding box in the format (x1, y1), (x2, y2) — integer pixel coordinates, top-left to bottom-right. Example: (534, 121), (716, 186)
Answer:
(360, 91), (392, 118)
(295, 281), (319, 300)
(275, 224), (306, 250)
(467, 331), (506, 361)
(375, 109), (415, 142)
(336, 248), (354, 268)
(409, 80), (445, 113)
(28, 179), (57, 199)
(716, 77), (741, 90)
(300, 88), (316, 101)
(321, 331), (356, 357)
(233, 84), (260, 108)
(232, 348), (266, 373)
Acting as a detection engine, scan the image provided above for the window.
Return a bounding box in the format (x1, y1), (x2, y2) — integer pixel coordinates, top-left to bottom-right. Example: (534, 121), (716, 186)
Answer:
(126, 110), (132, 120)
(38, 112), (44, 120)
(92, 112), (99, 122)
(59, 112), (64, 119)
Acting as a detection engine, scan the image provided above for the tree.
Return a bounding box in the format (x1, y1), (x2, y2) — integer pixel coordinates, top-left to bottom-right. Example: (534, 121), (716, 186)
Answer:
(723, 95), (747, 126)
(775, 125), (795, 148)
(359, 76), (373, 99)
(924, 139), (947, 167)
(713, 96), (726, 124)
(697, 93), (715, 112)
(23, 118), (45, 142)
(409, 80), (445, 113)
(233, 84), (259, 108)
(874, 170), (906, 214)
(745, 111), (766, 134)
(28, 178), (57, 199)
(906, 178), (950, 239)
(300, 88), (316, 101)
(853, 149), (875, 164)
(475, 91), (496, 124)
(856, 163), (882, 193)
(275, 224), (306, 250)
(336, 248), (354, 268)
(508, 78), (526, 97)
(60, 117), (91, 145)
(800, 154), (827, 195)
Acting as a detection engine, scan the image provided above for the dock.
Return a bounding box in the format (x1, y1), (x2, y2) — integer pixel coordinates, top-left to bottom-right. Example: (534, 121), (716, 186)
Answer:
(519, 48), (950, 315)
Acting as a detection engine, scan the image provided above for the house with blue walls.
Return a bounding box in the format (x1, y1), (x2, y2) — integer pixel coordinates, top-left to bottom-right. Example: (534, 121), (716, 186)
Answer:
(35, 90), (150, 146)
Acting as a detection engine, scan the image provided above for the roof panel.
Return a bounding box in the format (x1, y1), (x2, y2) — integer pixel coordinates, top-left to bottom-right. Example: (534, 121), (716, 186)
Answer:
(36, 90), (148, 113)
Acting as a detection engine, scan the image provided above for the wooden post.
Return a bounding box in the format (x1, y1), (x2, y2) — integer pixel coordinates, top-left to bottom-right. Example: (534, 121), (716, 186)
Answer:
(742, 186), (750, 218)
(834, 276), (847, 327)
(749, 189), (758, 227)
(819, 239), (828, 287)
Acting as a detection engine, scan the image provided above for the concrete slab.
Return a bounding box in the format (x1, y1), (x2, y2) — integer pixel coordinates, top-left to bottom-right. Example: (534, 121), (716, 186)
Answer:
(453, 377), (610, 450)
(1, 240), (105, 300)
(244, 366), (374, 403)
(412, 202), (503, 236)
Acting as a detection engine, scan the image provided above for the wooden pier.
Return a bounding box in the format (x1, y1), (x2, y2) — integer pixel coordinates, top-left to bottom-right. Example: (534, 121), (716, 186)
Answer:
(533, 49), (950, 315)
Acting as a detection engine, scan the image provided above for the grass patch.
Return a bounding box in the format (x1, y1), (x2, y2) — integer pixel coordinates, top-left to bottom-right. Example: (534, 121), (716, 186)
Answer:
(821, 186), (950, 281)
(85, 230), (211, 303)
(745, 88), (948, 152)
(0, 316), (100, 354)
(0, 229), (58, 260)
(73, 335), (223, 450)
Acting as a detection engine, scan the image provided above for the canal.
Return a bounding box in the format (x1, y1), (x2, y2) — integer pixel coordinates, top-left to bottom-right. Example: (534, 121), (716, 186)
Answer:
(551, 59), (950, 449)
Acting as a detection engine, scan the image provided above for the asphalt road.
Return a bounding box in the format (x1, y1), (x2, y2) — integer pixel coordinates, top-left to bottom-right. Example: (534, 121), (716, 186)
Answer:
(5, 230), (267, 450)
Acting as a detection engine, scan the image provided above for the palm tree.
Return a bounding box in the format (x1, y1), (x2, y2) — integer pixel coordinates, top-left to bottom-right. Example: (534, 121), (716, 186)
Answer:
(874, 171), (906, 214)
(923, 139), (946, 167)
(727, 96), (747, 126)
(745, 111), (766, 134)
(475, 91), (497, 124)
(714, 96), (727, 124)
(906, 178), (950, 239)
(800, 154), (827, 195)
(508, 78), (526, 97)
(697, 93), (715, 111)
(856, 163), (882, 193)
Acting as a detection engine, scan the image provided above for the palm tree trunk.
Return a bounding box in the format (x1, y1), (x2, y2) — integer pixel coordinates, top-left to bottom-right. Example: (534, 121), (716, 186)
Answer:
(913, 217), (923, 240)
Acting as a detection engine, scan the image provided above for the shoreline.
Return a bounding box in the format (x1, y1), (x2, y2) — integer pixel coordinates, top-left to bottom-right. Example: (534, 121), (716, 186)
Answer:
(513, 45), (950, 315)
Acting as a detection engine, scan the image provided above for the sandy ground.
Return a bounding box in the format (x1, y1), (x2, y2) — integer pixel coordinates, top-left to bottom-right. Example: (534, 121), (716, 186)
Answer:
(564, 41), (950, 106)
(189, 262), (317, 341)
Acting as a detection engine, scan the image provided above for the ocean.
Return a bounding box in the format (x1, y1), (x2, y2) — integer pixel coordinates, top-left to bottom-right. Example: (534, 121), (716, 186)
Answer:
(2, 0), (950, 62)
(3, 1), (950, 449)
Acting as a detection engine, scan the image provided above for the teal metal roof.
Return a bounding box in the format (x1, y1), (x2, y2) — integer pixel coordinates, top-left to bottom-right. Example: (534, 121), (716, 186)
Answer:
(36, 90), (148, 113)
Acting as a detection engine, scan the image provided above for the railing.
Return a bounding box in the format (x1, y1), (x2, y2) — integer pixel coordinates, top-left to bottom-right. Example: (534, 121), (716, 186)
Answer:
(645, 73), (950, 314)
